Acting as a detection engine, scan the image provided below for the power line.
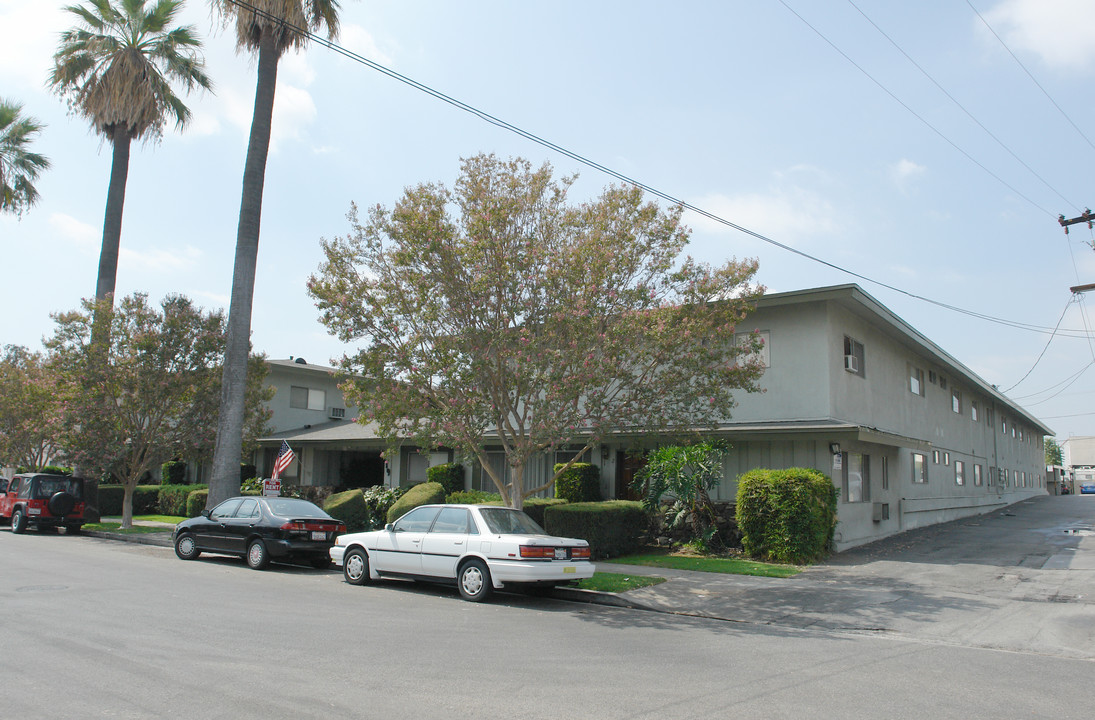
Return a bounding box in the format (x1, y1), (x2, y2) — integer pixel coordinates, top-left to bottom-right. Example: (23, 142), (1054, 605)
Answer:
(219, 0), (1087, 340)
(999, 297), (1075, 393)
(777, 0), (1055, 218)
(966, 0), (1095, 157)
(847, 0), (1079, 213)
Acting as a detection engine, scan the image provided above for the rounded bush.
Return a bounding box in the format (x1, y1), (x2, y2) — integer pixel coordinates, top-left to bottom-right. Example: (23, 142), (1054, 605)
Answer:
(553, 463), (602, 503)
(386, 482), (446, 524)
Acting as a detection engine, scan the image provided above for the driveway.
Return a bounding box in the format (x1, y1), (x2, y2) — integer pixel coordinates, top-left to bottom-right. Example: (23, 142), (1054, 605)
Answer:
(611, 495), (1095, 659)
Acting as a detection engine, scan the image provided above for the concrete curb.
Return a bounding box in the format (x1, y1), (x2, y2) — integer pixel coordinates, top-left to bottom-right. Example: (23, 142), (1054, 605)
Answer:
(82, 529), (173, 547)
(550, 586), (657, 611)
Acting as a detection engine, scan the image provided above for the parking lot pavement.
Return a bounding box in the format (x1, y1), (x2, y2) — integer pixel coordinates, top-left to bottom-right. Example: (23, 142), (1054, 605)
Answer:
(597, 495), (1095, 658)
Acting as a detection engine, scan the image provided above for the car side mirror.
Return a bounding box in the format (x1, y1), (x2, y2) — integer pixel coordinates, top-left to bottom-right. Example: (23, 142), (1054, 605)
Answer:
(385, 523), (395, 532)
(201, 509), (211, 518)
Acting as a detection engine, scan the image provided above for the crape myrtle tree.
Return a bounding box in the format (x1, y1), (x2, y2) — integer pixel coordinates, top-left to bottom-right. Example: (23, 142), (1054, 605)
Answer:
(0, 99), (51, 217)
(206, 0), (342, 508)
(308, 154), (767, 509)
(49, 0), (211, 326)
(46, 293), (272, 528)
(1045, 436), (1062, 467)
(0, 346), (64, 470)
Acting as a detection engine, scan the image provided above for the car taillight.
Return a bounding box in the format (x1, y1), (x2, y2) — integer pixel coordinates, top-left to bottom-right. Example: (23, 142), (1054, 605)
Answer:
(571, 546), (590, 560)
(519, 545), (556, 559)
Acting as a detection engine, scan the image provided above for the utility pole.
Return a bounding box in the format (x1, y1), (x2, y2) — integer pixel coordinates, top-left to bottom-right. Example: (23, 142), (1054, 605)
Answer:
(1059, 208), (1093, 234)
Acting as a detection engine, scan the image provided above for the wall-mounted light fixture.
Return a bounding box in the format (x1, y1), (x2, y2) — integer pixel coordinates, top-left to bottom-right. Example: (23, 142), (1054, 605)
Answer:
(829, 442), (841, 455)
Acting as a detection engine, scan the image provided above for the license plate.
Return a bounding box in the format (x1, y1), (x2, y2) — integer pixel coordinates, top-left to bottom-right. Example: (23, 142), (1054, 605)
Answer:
(311, 531), (326, 541)
(563, 566), (576, 573)
(554, 548), (567, 560)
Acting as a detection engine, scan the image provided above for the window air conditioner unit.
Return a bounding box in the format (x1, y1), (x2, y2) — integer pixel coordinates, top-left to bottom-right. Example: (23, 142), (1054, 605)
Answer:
(328, 407), (346, 420)
(844, 354), (859, 373)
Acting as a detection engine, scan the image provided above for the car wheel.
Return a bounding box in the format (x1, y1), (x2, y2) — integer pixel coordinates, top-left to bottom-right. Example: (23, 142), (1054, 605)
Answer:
(11, 508), (27, 534)
(246, 539), (270, 570)
(310, 556), (331, 570)
(64, 524), (82, 535)
(174, 533), (201, 561)
(458, 559), (492, 602)
(343, 548), (371, 585)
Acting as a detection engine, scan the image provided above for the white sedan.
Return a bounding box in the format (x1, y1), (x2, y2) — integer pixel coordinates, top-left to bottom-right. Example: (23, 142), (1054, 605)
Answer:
(330, 504), (595, 602)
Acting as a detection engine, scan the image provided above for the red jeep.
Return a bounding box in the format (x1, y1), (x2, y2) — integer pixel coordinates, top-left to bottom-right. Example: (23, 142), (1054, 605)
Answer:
(1, 473), (87, 534)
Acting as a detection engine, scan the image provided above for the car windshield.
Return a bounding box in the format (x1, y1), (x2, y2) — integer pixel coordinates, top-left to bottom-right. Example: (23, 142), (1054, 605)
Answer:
(479, 508), (547, 535)
(263, 497), (330, 519)
(32, 477), (82, 500)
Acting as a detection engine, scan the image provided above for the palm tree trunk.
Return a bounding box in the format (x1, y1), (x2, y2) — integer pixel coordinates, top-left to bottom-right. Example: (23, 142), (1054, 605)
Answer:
(207, 28), (280, 508)
(91, 129), (131, 347)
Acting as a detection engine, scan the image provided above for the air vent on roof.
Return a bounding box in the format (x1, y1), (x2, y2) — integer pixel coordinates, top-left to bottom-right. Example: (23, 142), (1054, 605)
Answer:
(295, 357), (307, 364)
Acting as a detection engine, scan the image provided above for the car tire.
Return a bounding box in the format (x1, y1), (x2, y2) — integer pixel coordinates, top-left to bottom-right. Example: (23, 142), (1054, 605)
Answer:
(246, 539), (270, 570)
(64, 524), (82, 535)
(11, 508), (27, 534)
(310, 556), (331, 570)
(174, 533), (201, 561)
(457, 559), (492, 602)
(343, 548), (371, 585)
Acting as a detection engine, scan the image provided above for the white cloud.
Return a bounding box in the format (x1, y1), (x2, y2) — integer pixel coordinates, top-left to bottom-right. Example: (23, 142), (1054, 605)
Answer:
(890, 158), (927, 192)
(120, 244), (203, 274)
(982, 0), (1095, 70)
(49, 213), (99, 253)
(688, 181), (840, 243)
(339, 23), (393, 66)
(0, 2), (66, 89)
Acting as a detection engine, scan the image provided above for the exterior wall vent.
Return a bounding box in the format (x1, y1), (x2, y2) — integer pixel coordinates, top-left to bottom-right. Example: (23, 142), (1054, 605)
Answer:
(328, 407), (346, 420)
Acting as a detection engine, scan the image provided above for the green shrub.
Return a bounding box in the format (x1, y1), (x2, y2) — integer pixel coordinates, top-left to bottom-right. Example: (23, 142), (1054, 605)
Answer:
(186, 489), (208, 517)
(522, 497), (568, 528)
(362, 486), (405, 529)
(554, 462), (602, 503)
(387, 482), (446, 523)
(736, 467), (838, 564)
(426, 463), (465, 495)
(324, 489), (370, 532)
(40, 465), (73, 476)
(446, 490), (502, 504)
(543, 501), (649, 559)
(159, 484), (206, 516)
(96, 485), (162, 516)
(161, 461), (187, 485)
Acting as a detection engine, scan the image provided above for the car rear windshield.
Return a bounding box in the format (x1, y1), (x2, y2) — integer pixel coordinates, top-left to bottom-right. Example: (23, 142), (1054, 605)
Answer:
(263, 498), (330, 519)
(479, 508), (547, 535)
(32, 477), (82, 500)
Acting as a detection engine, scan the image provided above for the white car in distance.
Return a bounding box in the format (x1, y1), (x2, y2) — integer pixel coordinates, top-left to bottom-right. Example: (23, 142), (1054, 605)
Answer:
(330, 504), (595, 602)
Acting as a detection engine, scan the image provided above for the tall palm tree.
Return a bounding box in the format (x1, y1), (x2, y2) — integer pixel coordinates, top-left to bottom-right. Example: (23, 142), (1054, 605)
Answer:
(49, 0), (211, 308)
(206, 0), (341, 507)
(0, 99), (51, 217)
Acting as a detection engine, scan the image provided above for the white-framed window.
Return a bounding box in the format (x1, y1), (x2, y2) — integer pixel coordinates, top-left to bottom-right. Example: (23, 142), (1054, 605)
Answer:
(909, 365), (925, 396)
(944, 452), (950, 466)
(912, 453), (928, 483)
(955, 460), (965, 486)
(843, 335), (865, 377)
(951, 389), (961, 414)
(842, 452), (870, 503)
(289, 386), (326, 411)
(971, 401), (979, 422)
(974, 464), (983, 486)
(1002, 417), (1007, 435)
(882, 456), (889, 491)
(933, 450), (940, 464)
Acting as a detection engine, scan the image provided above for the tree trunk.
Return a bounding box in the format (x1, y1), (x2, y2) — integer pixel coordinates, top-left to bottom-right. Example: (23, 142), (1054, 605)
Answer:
(91, 129), (131, 347)
(207, 29), (280, 509)
(121, 478), (135, 530)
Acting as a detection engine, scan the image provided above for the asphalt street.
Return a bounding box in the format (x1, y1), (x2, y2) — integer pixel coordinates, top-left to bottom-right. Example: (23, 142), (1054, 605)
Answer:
(1, 495), (1093, 718)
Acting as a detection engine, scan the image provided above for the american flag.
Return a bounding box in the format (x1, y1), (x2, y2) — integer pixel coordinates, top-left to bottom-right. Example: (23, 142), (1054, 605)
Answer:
(271, 441), (296, 480)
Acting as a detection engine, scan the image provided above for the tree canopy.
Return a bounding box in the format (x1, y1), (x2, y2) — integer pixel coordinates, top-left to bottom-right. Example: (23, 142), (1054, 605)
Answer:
(46, 293), (271, 527)
(0, 99), (50, 217)
(0, 345), (63, 470)
(1045, 436), (1063, 466)
(309, 154), (766, 508)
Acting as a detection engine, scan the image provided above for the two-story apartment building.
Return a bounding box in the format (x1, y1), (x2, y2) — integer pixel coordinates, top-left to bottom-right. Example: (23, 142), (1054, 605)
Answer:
(257, 285), (1051, 551)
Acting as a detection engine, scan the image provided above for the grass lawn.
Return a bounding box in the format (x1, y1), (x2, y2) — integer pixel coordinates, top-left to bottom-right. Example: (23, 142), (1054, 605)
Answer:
(84, 515), (186, 533)
(605, 548), (801, 578)
(577, 572), (666, 593)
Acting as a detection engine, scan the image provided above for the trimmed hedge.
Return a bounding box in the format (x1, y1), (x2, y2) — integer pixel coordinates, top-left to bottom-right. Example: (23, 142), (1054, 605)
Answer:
(736, 467), (838, 564)
(553, 462), (601, 503)
(447, 490), (501, 505)
(426, 463), (465, 496)
(387, 482), (446, 523)
(159, 484), (206, 516)
(324, 489), (370, 532)
(97, 485), (162, 516)
(521, 497), (568, 528)
(186, 489), (208, 517)
(543, 501), (648, 559)
(161, 461), (187, 485)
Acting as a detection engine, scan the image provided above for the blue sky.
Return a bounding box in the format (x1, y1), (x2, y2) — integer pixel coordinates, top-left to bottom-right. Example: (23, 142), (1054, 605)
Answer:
(4, 0), (1095, 441)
